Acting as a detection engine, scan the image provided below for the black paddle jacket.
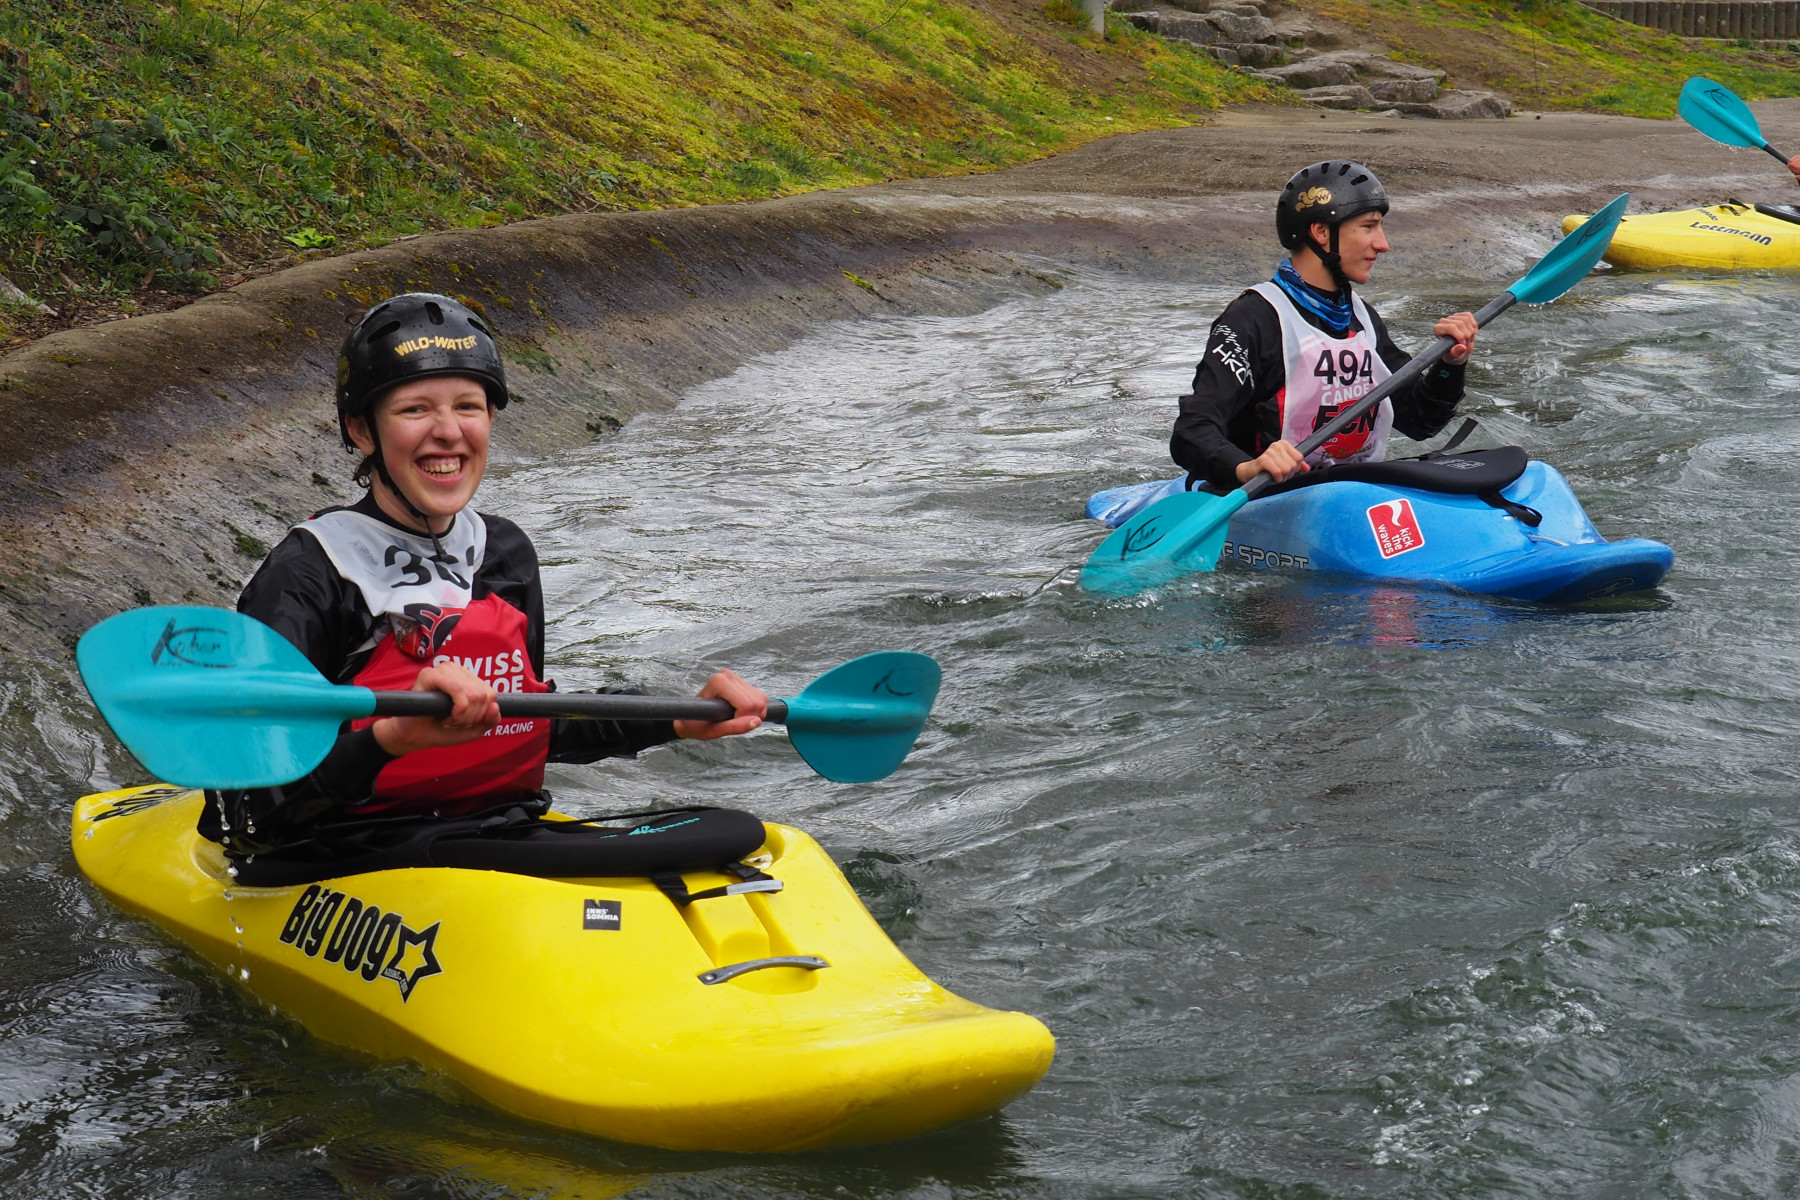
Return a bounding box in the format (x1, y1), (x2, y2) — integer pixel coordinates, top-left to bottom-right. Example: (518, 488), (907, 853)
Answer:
(197, 492), (677, 856)
(1171, 288), (1467, 491)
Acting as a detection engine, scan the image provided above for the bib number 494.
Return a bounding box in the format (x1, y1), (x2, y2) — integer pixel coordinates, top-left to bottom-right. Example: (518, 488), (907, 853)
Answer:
(1314, 348), (1373, 386)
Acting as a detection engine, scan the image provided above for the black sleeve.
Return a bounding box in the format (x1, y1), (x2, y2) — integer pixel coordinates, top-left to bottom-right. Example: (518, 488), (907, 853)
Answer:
(548, 693), (678, 763)
(200, 527), (393, 855)
(475, 514), (679, 762)
(236, 527), (379, 684)
(1170, 292), (1286, 491)
(1365, 306), (1466, 442)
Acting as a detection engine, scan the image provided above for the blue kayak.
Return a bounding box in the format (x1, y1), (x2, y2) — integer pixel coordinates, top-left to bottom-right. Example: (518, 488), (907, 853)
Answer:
(1085, 447), (1673, 604)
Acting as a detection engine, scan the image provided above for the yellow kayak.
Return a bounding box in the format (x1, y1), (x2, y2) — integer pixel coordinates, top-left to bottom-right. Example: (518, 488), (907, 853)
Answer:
(72, 785), (1054, 1152)
(1563, 203), (1800, 269)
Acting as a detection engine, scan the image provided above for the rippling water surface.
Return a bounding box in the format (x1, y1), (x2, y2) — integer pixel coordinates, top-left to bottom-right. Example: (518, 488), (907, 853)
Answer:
(7, 253), (1800, 1198)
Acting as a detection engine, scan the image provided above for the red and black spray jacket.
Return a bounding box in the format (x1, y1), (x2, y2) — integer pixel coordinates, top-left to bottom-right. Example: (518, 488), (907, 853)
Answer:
(1170, 287), (1467, 492)
(198, 492), (677, 857)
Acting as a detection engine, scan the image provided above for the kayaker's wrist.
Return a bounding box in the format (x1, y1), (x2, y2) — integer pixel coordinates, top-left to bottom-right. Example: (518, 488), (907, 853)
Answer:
(371, 717), (417, 757)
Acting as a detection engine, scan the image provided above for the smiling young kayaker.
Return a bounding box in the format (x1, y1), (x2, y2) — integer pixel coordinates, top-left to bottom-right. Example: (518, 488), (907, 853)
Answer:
(1171, 160), (1479, 491)
(200, 292), (766, 860)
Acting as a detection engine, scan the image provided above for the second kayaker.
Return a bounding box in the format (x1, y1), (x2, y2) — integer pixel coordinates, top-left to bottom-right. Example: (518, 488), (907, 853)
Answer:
(1171, 160), (1479, 491)
(200, 291), (767, 864)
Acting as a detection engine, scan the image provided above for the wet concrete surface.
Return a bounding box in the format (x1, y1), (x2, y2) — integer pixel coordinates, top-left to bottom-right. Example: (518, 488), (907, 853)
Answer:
(4, 100), (1798, 655)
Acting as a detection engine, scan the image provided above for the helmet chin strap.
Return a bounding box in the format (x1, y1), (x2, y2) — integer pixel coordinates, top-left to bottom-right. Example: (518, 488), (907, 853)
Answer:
(1306, 223), (1352, 295)
(369, 429), (454, 563)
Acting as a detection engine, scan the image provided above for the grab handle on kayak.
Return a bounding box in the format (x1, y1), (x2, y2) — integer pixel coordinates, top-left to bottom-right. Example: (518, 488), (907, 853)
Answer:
(697, 955), (831, 986)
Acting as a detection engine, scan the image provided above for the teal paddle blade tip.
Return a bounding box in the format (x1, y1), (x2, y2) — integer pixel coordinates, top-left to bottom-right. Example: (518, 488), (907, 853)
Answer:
(780, 651), (940, 783)
(77, 606), (371, 789)
(1079, 490), (1244, 595)
(1679, 77), (1764, 148)
(1510, 192), (1628, 305)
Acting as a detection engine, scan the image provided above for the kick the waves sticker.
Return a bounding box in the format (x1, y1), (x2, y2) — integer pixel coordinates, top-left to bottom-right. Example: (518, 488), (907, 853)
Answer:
(279, 884), (443, 1001)
(1367, 499), (1426, 560)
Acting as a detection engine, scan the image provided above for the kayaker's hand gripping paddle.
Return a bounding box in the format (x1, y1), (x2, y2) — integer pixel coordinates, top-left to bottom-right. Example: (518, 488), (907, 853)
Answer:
(78, 606), (939, 789)
(1078, 192), (1632, 596)
(1678, 77), (1794, 169)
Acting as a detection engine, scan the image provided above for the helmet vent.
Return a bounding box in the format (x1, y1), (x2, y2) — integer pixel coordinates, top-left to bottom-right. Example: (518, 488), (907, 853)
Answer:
(369, 320), (402, 343)
(468, 317), (488, 334)
(425, 301), (445, 325)
(1351, 174), (1368, 185)
(1337, 162), (1351, 175)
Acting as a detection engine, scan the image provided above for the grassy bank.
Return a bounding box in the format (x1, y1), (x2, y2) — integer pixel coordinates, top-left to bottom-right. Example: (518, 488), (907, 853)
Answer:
(0, 0), (1269, 340)
(1306, 0), (1800, 115)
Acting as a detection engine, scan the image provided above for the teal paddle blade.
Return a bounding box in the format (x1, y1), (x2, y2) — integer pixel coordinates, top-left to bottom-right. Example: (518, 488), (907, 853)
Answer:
(77, 606), (374, 789)
(779, 651), (939, 783)
(1079, 488), (1250, 594)
(1679, 76), (1764, 147)
(1507, 192), (1629, 304)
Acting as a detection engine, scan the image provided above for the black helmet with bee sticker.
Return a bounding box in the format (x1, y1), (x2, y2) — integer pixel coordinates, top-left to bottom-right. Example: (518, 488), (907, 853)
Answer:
(1276, 160), (1389, 250)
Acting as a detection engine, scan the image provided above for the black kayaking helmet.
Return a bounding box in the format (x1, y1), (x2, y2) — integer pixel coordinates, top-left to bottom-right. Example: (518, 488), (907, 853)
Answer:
(1275, 160), (1390, 289)
(334, 292), (509, 547)
(335, 292), (509, 450)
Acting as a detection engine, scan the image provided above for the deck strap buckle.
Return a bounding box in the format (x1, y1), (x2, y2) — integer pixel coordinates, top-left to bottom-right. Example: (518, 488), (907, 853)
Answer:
(652, 862), (783, 907)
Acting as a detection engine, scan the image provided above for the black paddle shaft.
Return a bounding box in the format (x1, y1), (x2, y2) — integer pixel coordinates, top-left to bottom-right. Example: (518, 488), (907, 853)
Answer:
(1762, 141), (1794, 165)
(1239, 291), (1516, 503)
(371, 691), (792, 723)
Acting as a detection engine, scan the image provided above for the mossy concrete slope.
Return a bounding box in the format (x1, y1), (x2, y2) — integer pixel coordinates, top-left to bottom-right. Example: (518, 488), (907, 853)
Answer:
(8, 100), (1800, 659)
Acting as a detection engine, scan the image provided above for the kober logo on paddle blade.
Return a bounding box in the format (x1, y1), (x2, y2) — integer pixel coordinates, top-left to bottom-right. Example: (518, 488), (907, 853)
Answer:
(1120, 514), (1169, 558)
(150, 617), (235, 668)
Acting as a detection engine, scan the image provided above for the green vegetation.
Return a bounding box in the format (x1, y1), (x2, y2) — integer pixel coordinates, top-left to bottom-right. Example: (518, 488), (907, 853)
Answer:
(0, 0), (1268, 330)
(1316, 0), (1800, 114)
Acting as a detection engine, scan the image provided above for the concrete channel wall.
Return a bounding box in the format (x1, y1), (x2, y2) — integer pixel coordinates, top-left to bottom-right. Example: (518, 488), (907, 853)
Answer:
(1583, 0), (1800, 38)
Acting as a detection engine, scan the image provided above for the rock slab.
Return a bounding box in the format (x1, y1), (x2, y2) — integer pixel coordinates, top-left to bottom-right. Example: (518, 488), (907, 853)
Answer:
(1256, 59), (1358, 88)
(1297, 84), (1379, 110)
(1367, 76), (1439, 104)
(1392, 89), (1513, 119)
(1224, 41), (1289, 67)
(1120, 7), (1277, 44)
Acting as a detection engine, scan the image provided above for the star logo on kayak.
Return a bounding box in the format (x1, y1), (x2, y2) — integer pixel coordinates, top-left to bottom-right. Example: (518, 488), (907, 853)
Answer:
(382, 921), (443, 1002)
(278, 886), (446, 1001)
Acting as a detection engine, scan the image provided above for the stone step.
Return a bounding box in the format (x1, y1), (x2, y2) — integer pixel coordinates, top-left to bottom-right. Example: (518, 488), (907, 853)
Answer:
(1367, 76), (1439, 104)
(1388, 89), (1512, 119)
(1270, 14), (1340, 45)
(1299, 49), (1446, 81)
(1118, 7), (1279, 44)
(1296, 84), (1378, 109)
(1118, 4), (1501, 115)
(1253, 59), (1359, 88)
(1289, 83), (1510, 118)
(1121, 0), (1272, 12)
(1216, 41), (1290, 67)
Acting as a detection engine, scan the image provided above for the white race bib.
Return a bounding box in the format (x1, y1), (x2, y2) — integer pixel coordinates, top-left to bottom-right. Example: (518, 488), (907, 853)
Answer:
(1252, 282), (1394, 468)
(298, 508), (486, 621)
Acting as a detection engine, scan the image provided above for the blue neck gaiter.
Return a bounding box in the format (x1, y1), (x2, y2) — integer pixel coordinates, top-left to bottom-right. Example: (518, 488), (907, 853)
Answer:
(1273, 258), (1354, 337)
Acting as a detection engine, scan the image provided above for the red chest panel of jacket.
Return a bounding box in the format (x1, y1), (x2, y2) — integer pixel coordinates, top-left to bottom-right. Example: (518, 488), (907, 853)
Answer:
(347, 594), (550, 818)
